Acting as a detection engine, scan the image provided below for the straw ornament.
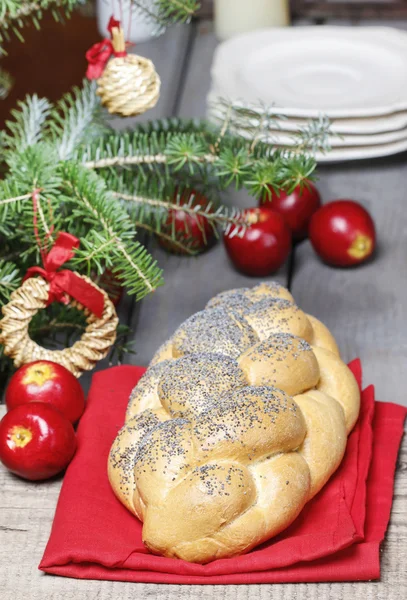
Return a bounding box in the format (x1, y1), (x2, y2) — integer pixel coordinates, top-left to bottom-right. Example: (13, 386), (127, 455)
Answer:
(0, 216), (118, 377)
(95, 26), (161, 117)
(0, 275), (118, 378)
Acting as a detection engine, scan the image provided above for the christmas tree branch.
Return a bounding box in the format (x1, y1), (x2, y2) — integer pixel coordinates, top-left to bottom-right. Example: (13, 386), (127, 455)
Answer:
(3, 95), (51, 153)
(83, 153), (168, 170)
(47, 81), (107, 160)
(0, 0), (81, 46)
(61, 163), (163, 299)
(36, 193), (53, 237)
(80, 235), (117, 263)
(0, 66), (13, 98)
(78, 119), (319, 199)
(112, 190), (246, 231)
(0, 0), (77, 22)
(0, 191), (33, 205)
(0, 79), (325, 376)
(130, 0), (199, 33)
(0, 258), (21, 302)
(210, 97), (332, 156)
(68, 185), (156, 294)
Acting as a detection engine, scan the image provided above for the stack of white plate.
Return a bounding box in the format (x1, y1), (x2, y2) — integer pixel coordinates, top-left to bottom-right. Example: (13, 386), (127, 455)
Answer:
(207, 26), (407, 162)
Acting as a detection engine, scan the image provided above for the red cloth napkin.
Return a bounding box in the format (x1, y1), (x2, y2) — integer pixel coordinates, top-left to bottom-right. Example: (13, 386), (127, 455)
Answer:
(40, 360), (406, 584)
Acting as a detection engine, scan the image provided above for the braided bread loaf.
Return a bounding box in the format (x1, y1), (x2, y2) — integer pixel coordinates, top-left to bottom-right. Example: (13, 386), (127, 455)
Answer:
(108, 282), (360, 563)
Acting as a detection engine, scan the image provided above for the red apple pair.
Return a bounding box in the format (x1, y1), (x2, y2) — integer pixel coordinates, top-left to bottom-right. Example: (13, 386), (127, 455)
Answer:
(223, 182), (320, 277)
(6, 360), (85, 423)
(225, 180), (375, 274)
(261, 183), (375, 266)
(0, 361), (84, 481)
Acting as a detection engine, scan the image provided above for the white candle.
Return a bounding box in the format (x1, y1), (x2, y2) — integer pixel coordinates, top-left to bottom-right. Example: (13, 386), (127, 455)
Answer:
(214, 0), (290, 41)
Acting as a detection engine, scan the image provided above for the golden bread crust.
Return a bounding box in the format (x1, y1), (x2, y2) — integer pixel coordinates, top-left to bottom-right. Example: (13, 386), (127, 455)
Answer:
(109, 282), (360, 563)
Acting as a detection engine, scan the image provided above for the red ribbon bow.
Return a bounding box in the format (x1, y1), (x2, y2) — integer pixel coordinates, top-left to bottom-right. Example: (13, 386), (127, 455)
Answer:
(24, 232), (105, 319)
(86, 16), (127, 80)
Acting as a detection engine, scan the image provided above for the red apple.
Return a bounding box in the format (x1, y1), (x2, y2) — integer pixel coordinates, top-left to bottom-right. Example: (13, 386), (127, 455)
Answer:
(309, 200), (376, 267)
(223, 208), (292, 276)
(0, 403), (76, 481)
(261, 182), (321, 241)
(6, 361), (85, 424)
(158, 190), (215, 255)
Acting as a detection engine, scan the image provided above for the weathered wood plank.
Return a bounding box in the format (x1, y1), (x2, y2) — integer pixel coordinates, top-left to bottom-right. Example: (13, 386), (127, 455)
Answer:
(290, 16), (407, 405)
(0, 403), (405, 600)
(129, 21), (291, 366)
(291, 159), (407, 406)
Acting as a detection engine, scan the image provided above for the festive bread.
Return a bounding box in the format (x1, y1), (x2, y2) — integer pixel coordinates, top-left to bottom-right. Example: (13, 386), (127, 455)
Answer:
(108, 281), (360, 563)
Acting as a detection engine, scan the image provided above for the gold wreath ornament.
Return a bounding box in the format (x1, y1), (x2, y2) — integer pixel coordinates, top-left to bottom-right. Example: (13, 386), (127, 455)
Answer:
(97, 27), (161, 117)
(0, 275), (118, 377)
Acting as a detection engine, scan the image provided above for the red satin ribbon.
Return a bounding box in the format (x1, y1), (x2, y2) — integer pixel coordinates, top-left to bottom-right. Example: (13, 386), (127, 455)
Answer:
(24, 232), (105, 319)
(86, 15), (128, 80)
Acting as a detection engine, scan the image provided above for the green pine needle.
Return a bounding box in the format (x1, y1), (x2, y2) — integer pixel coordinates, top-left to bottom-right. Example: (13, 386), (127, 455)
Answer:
(3, 95), (51, 153)
(0, 258), (21, 302)
(130, 1), (200, 34)
(0, 1), (80, 47)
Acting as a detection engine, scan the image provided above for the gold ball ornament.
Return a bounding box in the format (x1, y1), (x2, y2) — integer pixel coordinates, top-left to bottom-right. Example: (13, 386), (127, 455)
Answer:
(0, 276), (118, 378)
(97, 26), (161, 117)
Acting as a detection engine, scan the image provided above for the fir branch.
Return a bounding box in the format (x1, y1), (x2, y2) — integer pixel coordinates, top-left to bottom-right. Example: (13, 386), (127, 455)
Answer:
(210, 98), (332, 157)
(0, 258), (21, 302)
(35, 192), (53, 237)
(0, 157), (61, 250)
(0, 82), (324, 374)
(112, 190), (245, 232)
(3, 95), (51, 153)
(83, 152), (167, 170)
(2, 144), (63, 246)
(0, 178), (32, 238)
(0, 191), (33, 206)
(47, 80), (107, 160)
(0, 1), (81, 47)
(209, 97), (285, 134)
(130, 0), (199, 34)
(0, 66), (13, 99)
(78, 120), (318, 198)
(165, 134), (214, 172)
(61, 163), (164, 299)
(293, 115), (332, 155)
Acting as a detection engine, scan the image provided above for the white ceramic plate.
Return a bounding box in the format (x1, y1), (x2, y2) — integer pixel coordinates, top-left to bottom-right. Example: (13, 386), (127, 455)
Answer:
(309, 138), (407, 162)
(207, 90), (407, 134)
(211, 27), (407, 118)
(208, 105), (407, 146)
(228, 125), (407, 162)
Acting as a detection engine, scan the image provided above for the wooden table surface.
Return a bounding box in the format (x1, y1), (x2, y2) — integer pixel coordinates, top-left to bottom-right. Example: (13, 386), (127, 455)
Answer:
(1, 17), (407, 600)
